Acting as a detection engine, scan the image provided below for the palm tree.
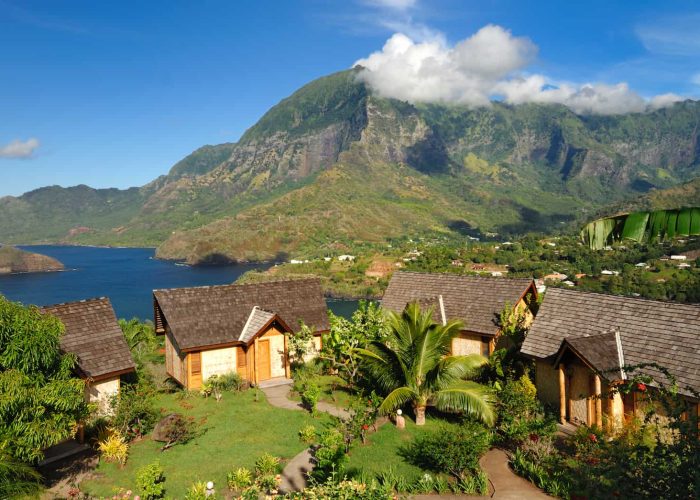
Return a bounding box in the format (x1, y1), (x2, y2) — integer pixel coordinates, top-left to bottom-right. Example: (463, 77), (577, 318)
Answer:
(359, 302), (495, 426)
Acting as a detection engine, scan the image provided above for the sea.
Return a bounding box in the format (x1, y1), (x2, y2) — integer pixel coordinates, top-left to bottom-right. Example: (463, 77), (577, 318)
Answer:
(0, 245), (359, 320)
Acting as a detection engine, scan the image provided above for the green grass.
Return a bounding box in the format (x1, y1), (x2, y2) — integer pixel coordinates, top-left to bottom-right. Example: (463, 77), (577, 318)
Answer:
(81, 389), (331, 498)
(345, 415), (458, 483)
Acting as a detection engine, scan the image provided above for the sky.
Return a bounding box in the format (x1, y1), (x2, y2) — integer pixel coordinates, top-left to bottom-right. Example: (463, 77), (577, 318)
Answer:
(1, 0), (699, 196)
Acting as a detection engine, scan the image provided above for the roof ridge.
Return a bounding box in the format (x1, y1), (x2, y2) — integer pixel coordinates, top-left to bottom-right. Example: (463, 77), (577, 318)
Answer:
(153, 276), (321, 294)
(40, 296), (110, 309)
(395, 270), (533, 282)
(546, 287), (700, 310)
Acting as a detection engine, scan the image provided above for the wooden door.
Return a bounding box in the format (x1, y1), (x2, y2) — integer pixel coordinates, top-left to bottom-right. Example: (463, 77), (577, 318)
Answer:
(236, 346), (247, 379)
(189, 351), (202, 389)
(258, 340), (271, 381)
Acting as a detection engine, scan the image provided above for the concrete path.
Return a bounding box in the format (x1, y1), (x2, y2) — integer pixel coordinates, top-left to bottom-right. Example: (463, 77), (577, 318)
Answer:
(411, 449), (549, 499)
(260, 383), (349, 493)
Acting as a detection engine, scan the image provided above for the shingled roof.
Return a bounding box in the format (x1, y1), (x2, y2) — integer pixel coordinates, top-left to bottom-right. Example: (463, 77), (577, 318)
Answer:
(381, 272), (537, 335)
(41, 298), (136, 380)
(522, 288), (700, 396)
(555, 330), (626, 381)
(153, 278), (329, 350)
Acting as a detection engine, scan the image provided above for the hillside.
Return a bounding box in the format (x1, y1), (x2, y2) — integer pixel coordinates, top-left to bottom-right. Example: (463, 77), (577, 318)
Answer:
(1, 69), (700, 262)
(0, 246), (64, 274)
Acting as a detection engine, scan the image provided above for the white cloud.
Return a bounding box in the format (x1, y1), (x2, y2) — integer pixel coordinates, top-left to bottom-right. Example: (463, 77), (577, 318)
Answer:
(363, 0), (417, 10)
(635, 14), (700, 56)
(355, 25), (687, 115)
(692, 73), (700, 86)
(0, 138), (40, 159)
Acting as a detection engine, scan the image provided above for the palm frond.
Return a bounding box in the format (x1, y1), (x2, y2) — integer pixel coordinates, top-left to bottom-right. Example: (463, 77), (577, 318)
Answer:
(433, 382), (496, 426)
(425, 354), (489, 390)
(378, 386), (417, 415)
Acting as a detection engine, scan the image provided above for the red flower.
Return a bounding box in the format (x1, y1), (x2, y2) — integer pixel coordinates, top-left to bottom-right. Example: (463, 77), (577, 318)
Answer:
(362, 424), (369, 430)
(637, 383), (647, 392)
(529, 433), (539, 443)
(588, 433), (598, 443)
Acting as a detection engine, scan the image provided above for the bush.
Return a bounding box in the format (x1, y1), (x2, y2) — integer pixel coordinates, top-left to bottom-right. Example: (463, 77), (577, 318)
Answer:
(301, 383), (321, 414)
(310, 427), (347, 482)
(157, 414), (198, 451)
(98, 430), (129, 465)
(285, 478), (392, 499)
(298, 425), (316, 444)
(184, 481), (210, 500)
(110, 383), (158, 441)
(255, 452), (281, 476)
(0, 450), (42, 499)
(136, 461), (166, 499)
(405, 421), (491, 480)
(496, 374), (555, 446)
(227, 467), (253, 491)
(257, 474), (279, 494)
(217, 371), (246, 391)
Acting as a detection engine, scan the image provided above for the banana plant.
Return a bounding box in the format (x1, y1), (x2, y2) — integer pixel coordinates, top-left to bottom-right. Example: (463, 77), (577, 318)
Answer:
(581, 207), (700, 250)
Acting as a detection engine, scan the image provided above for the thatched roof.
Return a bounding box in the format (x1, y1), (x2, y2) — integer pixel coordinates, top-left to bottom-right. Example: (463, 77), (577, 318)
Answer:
(381, 272), (536, 335)
(153, 278), (329, 350)
(41, 297), (136, 380)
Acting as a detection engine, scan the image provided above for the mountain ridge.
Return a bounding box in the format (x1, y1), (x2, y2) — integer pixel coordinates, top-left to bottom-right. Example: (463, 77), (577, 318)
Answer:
(2, 69), (699, 262)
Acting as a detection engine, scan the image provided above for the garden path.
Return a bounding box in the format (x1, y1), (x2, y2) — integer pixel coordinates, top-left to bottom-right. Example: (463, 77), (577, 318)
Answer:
(260, 382), (349, 493)
(262, 384), (549, 498)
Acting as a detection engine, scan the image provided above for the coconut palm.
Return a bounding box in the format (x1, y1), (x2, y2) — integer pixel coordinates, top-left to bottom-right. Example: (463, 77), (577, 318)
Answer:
(359, 302), (495, 426)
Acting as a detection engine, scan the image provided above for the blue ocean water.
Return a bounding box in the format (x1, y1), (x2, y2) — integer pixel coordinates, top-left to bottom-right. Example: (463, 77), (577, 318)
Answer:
(0, 246), (358, 320)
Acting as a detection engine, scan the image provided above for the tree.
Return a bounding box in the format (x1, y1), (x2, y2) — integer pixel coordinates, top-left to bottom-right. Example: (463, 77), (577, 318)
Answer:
(119, 317), (157, 363)
(321, 300), (387, 386)
(0, 296), (88, 463)
(359, 302), (495, 426)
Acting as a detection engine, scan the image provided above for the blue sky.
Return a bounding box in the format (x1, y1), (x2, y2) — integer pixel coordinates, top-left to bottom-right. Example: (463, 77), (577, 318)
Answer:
(1, 0), (699, 196)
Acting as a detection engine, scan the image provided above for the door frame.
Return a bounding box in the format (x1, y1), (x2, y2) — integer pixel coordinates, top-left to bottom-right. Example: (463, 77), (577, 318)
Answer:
(257, 339), (271, 381)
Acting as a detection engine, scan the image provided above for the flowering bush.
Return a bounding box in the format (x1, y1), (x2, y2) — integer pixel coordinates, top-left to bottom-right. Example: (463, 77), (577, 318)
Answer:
(98, 429), (129, 465)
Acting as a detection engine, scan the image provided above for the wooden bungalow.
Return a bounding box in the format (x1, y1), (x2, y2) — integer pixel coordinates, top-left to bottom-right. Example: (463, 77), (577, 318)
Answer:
(521, 288), (700, 429)
(381, 272), (538, 356)
(153, 278), (330, 390)
(40, 297), (136, 414)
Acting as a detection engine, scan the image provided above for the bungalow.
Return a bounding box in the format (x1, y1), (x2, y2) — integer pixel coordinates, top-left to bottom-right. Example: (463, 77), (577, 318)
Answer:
(382, 272), (538, 357)
(40, 297), (136, 414)
(153, 278), (329, 390)
(521, 288), (700, 429)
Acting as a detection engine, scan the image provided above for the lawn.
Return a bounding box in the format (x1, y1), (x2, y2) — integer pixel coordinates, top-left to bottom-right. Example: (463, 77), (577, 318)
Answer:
(345, 414), (458, 483)
(81, 389), (331, 497)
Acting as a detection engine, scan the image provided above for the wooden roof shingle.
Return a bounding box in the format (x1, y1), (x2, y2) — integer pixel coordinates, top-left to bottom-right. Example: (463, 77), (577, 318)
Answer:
(41, 297), (136, 380)
(381, 272), (536, 335)
(522, 288), (700, 396)
(153, 278), (329, 350)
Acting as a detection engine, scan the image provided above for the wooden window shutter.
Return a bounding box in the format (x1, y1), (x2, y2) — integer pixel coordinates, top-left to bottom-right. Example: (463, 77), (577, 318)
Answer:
(237, 347), (247, 368)
(190, 352), (201, 374)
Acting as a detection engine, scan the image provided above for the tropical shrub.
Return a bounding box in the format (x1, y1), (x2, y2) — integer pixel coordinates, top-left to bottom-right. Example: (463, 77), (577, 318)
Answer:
(341, 392), (382, 448)
(98, 430), (129, 465)
(0, 448), (43, 499)
(255, 452), (281, 476)
(285, 478), (392, 499)
(298, 425), (316, 444)
(110, 382), (158, 441)
(360, 302), (494, 425)
(0, 297), (88, 463)
(496, 374), (556, 446)
(405, 421), (492, 480)
(286, 321), (315, 366)
(184, 481), (210, 500)
(227, 467), (253, 491)
(301, 383), (321, 414)
(136, 461), (166, 499)
(310, 427), (347, 482)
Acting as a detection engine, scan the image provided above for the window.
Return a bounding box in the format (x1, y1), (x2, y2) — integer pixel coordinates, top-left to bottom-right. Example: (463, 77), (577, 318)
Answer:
(481, 337), (490, 357)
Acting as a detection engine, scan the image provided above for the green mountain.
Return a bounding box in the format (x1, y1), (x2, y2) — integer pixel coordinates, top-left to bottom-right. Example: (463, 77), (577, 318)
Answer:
(1, 69), (699, 262)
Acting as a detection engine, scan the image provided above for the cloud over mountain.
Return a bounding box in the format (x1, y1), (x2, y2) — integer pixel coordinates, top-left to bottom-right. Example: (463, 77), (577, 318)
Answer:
(355, 25), (683, 114)
(0, 138), (39, 159)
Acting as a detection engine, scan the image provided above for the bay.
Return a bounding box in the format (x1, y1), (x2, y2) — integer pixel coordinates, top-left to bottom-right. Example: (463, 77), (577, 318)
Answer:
(0, 246), (358, 320)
